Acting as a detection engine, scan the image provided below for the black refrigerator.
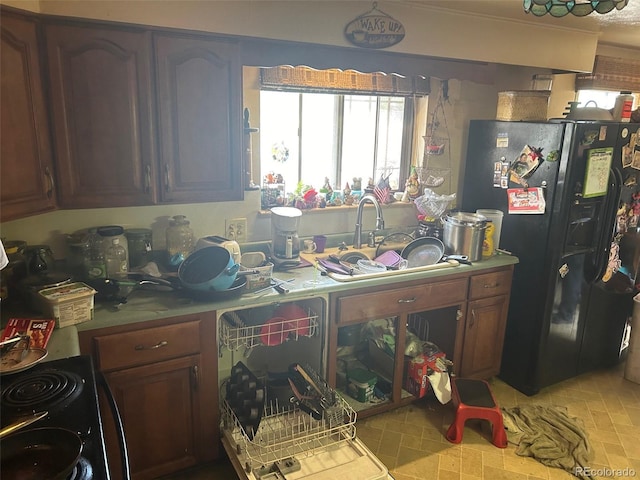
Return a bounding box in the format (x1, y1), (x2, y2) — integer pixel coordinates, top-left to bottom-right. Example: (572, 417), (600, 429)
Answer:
(460, 120), (640, 395)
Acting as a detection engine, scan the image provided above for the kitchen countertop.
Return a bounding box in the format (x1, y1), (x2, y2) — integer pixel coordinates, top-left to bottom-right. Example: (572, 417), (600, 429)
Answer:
(46, 324), (81, 361)
(79, 252), (518, 331)
(11, 252), (518, 360)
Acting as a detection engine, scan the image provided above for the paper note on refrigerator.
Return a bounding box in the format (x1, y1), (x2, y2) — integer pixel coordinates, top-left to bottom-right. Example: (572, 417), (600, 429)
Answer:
(507, 187), (546, 214)
(583, 147), (613, 198)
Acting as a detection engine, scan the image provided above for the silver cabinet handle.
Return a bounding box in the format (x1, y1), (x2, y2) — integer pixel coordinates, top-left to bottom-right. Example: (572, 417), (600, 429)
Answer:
(44, 167), (54, 199)
(134, 340), (168, 350)
(144, 164), (151, 193)
(398, 297), (416, 303)
(484, 283), (500, 289)
(470, 310), (476, 327)
(164, 164), (170, 192)
(192, 365), (199, 390)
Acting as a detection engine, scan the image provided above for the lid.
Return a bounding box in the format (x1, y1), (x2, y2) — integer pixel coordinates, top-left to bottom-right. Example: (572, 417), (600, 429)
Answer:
(348, 367), (377, 384)
(445, 212), (487, 227)
(170, 215), (190, 225)
(23, 273), (73, 290)
(271, 207), (302, 218)
(125, 228), (152, 237)
(97, 226), (124, 237)
(38, 282), (97, 302)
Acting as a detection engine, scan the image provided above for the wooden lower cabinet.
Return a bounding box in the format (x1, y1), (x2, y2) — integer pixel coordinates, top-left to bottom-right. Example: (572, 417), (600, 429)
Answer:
(78, 312), (218, 480)
(328, 265), (514, 417)
(104, 356), (200, 478)
(328, 277), (468, 418)
(459, 294), (510, 378)
(460, 268), (513, 379)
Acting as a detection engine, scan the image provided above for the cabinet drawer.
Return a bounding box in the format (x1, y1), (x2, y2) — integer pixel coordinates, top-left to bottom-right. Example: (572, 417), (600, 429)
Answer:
(94, 321), (200, 371)
(469, 269), (512, 300)
(338, 279), (467, 324)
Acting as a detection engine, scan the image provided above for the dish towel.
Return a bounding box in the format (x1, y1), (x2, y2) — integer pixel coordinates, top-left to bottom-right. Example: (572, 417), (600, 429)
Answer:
(501, 404), (594, 479)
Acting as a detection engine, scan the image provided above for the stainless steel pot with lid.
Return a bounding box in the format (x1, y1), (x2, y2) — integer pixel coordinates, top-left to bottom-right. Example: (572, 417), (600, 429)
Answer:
(442, 212), (487, 262)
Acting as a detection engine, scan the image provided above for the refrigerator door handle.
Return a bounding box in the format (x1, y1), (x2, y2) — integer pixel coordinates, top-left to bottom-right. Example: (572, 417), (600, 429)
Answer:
(591, 168), (622, 283)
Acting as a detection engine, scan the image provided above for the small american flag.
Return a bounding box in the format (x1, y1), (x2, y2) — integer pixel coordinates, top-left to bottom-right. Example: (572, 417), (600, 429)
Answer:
(373, 174), (392, 204)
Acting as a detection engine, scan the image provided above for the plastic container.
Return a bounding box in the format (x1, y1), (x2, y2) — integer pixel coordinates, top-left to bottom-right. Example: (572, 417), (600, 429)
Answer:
(38, 282), (97, 328)
(356, 259), (387, 274)
(482, 221), (495, 259)
(242, 262), (273, 292)
(613, 92), (634, 123)
(105, 238), (128, 278)
(476, 209), (503, 252)
(347, 368), (377, 403)
(166, 215), (195, 261)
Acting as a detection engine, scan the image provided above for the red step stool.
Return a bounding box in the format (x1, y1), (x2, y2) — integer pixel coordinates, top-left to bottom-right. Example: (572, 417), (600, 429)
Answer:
(445, 377), (508, 448)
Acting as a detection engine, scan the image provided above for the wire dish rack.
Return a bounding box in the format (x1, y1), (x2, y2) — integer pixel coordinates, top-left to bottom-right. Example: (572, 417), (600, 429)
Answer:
(221, 392), (357, 471)
(219, 309), (319, 351)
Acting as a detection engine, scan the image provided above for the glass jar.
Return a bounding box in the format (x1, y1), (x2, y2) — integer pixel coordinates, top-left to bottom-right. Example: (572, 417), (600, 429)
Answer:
(166, 215), (195, 262)
(125, 228), (153, 268)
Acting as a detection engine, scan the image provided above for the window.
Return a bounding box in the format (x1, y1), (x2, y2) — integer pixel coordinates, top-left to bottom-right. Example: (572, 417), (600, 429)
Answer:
(260, 90), (417, 197)
(256, 66), (429, 203)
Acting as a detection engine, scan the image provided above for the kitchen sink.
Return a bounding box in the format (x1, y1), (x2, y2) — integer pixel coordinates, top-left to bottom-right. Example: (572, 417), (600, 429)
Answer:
(301, 246), (461, 282)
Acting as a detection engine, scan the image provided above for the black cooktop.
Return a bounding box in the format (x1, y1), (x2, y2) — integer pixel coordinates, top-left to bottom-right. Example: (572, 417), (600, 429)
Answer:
(0, 355), (110, 480)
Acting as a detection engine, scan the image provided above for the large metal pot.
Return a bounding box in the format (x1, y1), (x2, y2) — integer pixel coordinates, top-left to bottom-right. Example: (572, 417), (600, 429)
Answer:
(443, 212), (487, 262)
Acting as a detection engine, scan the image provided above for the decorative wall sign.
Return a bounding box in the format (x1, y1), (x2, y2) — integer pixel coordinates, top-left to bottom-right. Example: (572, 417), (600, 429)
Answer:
(344, 2), (405, 49)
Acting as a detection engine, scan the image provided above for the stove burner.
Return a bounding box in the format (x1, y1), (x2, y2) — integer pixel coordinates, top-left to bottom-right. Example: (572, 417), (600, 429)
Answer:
(67, 456), (93, 480)
(2, 369), (84, 415)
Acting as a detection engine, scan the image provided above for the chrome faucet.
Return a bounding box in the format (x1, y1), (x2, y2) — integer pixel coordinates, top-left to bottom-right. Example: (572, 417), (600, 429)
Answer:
(353, 193), (385, 249)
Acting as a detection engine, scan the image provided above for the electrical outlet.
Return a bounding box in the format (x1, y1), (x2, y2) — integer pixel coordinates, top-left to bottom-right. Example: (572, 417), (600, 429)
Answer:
(225, 218), (247, 243)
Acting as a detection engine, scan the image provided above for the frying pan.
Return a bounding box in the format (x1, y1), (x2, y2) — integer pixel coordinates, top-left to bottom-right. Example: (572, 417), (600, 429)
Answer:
(400, 237), (471, 267)
(1, 427), (83, 480)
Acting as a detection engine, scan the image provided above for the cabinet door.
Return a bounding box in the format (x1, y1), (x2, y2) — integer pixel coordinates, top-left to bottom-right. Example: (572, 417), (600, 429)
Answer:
(105, 355), (202, 480)
(1, 13), (57, 221)
(460, 295), (509, 379)
(154, 33), (243, 203)
(45, 23), (156, 208)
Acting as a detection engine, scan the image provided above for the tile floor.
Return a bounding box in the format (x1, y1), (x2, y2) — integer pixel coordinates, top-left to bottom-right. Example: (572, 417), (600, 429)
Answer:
(163, 363), (640, 480)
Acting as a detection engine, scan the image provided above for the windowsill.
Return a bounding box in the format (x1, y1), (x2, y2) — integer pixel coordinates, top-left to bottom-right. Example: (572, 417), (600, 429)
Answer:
(257, 200), (416, 216)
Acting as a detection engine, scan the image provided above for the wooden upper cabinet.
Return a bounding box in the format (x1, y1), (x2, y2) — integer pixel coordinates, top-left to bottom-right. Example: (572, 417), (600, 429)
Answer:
(154, 33), (243, 203)
(45, 23), (157, 208)
(1, 13), (57, 221)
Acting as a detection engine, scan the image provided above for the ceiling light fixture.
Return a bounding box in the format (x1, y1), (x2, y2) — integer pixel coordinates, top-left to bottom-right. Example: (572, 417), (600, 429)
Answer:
(524, 0), (629, 17)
